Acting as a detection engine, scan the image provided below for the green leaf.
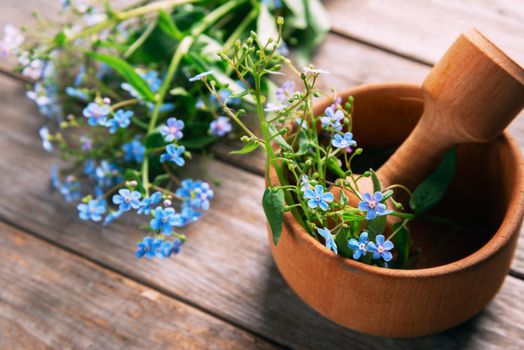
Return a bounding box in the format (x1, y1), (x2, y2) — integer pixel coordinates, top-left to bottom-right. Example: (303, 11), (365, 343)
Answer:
(153, 174), (170, 186)
(282, 0), (307, 29)
(230, 142), (259, 155)
(409, 147), (457, 214)
(179, 135), (217, 149)
(293, 0), (330, 64)
(145, 132), (164, 149)
(370, 169), (382, 192)
(340, 190), (348, 207)
(86, 51), (155, 101)
(157, 10), (182, 39)
(54, 32), (66, 46)
(392, 221), (410, 268)
(263, 188), (285, 245)
(170, 87), (190, 96)
(334, 228), (353, 258)
(267, 124), (293, 152)
(326, 156), (345, 178)
(257, 4), (279, 47)
(366, 215), (387, 238)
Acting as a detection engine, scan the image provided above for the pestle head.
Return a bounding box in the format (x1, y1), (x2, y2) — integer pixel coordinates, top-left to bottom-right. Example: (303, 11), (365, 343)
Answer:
(422, 28), (524, 144)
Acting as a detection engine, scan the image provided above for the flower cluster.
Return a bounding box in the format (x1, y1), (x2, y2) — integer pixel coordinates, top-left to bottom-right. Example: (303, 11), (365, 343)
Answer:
(192, 25), (421, 269)
(7, 0), (330, 260)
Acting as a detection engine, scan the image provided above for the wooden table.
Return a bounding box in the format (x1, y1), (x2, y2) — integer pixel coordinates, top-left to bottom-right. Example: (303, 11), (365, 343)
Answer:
(1, 1), (523, 349)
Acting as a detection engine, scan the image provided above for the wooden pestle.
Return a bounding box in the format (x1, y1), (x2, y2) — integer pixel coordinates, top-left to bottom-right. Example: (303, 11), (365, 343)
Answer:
(334, 29), (524, 199)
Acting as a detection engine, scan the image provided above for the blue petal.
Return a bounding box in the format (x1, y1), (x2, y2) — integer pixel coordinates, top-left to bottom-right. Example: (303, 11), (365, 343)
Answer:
(303, 189), (315, 199)
(376, 235), (385, 244)
(359, 231), (368, 243)
(307, 199), (318, 209)
(382, 251), (393, 262)
(362, 192), (373, 201)
(319, 200), (329, 211)
(367, 241), (377, 252)
(320, 192), (334, 202)
(365, 209), (377, 220)
(383, 240), (394, 250)
(348, 238), (359, 250)
(353, 250), (362, 260)
(374, 191), (383, 201)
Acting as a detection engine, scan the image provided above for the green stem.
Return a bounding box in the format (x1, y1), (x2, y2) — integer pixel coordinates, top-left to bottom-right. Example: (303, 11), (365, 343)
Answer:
(45, 0), (200, 55)
(123, 17), (158, 58)
(141, 0), (247, 194)
(223, 7), (259, 53)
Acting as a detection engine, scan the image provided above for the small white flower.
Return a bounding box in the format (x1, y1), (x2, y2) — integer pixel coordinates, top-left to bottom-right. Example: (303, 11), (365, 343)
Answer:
(264, 102), (286, 112)
(303, 66), (330, 75)
(188, 70), (214, 82)
(0, 25), (24, 57)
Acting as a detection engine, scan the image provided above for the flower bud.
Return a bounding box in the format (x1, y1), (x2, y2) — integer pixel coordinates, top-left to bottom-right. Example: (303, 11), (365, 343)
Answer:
(163, 199), (172, 207)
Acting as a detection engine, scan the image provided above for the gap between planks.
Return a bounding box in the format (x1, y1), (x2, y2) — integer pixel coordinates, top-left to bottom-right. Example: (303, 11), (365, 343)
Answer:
(0, 219), (278, 350)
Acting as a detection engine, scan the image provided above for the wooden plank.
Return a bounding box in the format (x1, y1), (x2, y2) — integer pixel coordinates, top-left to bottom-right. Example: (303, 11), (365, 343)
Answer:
(0, 221), (275, 350)
(0, 75), (524, 349)
(325, 0), (524, 66)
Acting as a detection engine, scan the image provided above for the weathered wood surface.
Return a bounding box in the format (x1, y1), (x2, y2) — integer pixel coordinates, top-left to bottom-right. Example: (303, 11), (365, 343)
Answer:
(325, 0), (524, 66)
(1, 74), (524, 349)
(0, 221), (274, 350)
(1, 0), (524, 348)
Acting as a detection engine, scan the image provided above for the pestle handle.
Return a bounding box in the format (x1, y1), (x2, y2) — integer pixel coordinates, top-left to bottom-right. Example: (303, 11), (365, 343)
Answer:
(377, 29), (524, 190)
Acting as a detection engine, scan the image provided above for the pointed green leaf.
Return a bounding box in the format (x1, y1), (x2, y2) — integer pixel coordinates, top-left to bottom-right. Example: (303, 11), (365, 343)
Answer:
(267, 124), (293, 151)
(263, 188), (285, 245)
(157, 10), (182, 39)
(86, 51), (155, 101)
(370, 169), (382, 192)
(409, 147), (457, 214)
(230, 142), (259, 155)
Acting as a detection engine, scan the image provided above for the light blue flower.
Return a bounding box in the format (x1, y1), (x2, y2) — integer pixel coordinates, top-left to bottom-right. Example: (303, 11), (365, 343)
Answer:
(106, 109), (133, 133)
(77, 199), (106, 222)
(188, 70), (214, 82)
(137, 191), (163, 215)
(150, 207), (183, 235)
(95, 160), (121, 188)
(135, 237), (163, 259)
(122, 140), (145, 163)
(176, 179), (214, 210)
(112, 189), (141, 212)
(348, 231), (369, 260)
(39, 126), (53, 152)
(80, 135), (92, 151)
(179, 205), (201, 225)
(320, 106), (344, 131)
(160, 144), (185, 167)
(122, 70), (162, 98)
(304, 185), (334, 211)
(276, 80), (295, 102)
(264, 102), (286, 112)
(331, 132), (357, 149)
(317, 227), (337, 254)
(50, 166), (81, 202)
(103, 210), (124, 226)
(83, 101), (111, 126)
(209, 116), (232, 137)
(160, 118), (184, 142)
(367, 235), (394, 262)
(358, 192), (392, 220)
(65, 87), (88, 100)
(157, 239), (183, 258)
(299, 175), (311, 192)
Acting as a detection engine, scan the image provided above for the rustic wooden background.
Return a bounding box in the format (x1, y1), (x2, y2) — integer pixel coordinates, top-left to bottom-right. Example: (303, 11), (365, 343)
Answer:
(0, 1), (523, 349)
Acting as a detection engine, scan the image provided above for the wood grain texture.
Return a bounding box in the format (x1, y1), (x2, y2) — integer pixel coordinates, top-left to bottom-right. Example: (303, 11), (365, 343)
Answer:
(0, 221), (274, 350)
(0, 74), (523, 348)
(325, 0), (524, 66)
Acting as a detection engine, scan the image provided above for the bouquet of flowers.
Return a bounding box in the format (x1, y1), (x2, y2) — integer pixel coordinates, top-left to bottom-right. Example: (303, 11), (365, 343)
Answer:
(194, 20), (457, 269)
(1, 0), (329, 259)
